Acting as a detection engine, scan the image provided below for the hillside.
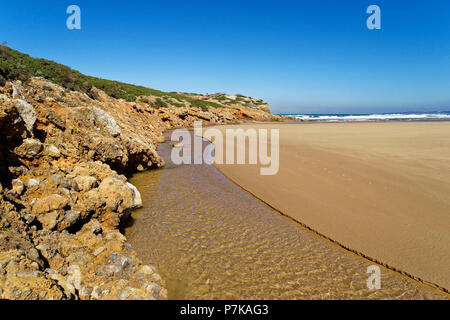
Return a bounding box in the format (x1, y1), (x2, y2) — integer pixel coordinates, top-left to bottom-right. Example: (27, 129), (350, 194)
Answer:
(0, 44), (270, 112)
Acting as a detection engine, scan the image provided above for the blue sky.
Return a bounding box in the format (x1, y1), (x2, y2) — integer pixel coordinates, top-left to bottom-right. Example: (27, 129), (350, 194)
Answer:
(1, 0), (449, 114)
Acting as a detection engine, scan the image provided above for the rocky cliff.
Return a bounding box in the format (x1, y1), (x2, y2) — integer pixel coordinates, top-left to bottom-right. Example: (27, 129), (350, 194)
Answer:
(0, 74), (284, 300)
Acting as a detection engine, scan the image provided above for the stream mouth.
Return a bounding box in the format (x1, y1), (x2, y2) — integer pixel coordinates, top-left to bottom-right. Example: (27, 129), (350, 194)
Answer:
(125, 131), (445, 300)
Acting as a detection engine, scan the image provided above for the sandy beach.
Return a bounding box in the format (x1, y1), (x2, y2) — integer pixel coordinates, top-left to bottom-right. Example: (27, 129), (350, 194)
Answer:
(210, 121), (450, 292)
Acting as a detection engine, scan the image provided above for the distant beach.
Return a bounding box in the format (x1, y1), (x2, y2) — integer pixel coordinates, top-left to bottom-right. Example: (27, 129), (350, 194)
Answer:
(284, 111), (450, 122)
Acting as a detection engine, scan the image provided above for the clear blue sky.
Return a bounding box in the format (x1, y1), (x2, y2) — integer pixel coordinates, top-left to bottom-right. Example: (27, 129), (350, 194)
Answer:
(1, 0), (449, 114)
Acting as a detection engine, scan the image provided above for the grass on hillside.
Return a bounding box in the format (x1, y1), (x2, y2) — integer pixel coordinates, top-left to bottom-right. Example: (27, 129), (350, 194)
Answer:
(0, 45), (238, 111)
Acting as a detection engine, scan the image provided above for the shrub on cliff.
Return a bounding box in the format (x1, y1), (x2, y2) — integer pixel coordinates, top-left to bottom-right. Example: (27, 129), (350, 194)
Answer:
(152, 98), (168, 109)
(190, 99), (225, 111)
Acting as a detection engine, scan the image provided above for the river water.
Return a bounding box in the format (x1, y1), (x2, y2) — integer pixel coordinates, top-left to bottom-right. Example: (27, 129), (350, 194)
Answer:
(125, 133), (446, 299)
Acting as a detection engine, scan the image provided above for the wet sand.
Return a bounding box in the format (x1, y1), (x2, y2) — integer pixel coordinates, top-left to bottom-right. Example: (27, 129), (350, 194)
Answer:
(125, 132), (447, 299)
(211, 121), (450, 292)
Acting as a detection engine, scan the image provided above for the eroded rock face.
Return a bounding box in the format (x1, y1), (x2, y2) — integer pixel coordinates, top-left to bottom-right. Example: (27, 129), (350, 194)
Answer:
(0, 95), (27, 145)
(13, 99), (36, 134)
(73, 176), (98, 192)
(0, 77), (286, 300)
(91, 107), (122, 137)
(97, 176), (134, 214)
(32, 194), (69, 216)
(45, 144), (61, 158)
(15, 139), (43, 159)
(126, 182), (142, 209)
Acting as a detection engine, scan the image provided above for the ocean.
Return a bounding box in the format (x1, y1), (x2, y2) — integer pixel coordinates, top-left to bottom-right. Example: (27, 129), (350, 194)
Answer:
(283, 111), (450, 122)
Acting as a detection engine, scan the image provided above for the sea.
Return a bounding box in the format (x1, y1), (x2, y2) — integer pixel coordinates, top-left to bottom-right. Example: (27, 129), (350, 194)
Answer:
(283, 111), (450, 122)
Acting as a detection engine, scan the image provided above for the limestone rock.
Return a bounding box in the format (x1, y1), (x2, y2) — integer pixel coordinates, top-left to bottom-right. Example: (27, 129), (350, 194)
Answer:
(32, 194), (69, 215)
(109, 252), (134, 272)
(38, 211), (59, 230)
(11, 179), (24, 195)
(45, 144), (61, 158)
(0, 97), (27, 142)
(88, 87), (109, 102)
(98, 176), (134, 213)
(13, 99), (36, 133)
(73, 176), (98, 192)
(91, 107), (121, 137)
(26, 178), (41, 188)
(80, 219), (102, 235)
(79, 286), (93, 299)
(45, 111), (65, 130)
(93, 246), (106, 257)
(91, 286), (103, 300)
(126, 182), (142, 209)
(11, 83), (28, 101)
(138, 265), (155, 275)
(116, 287), (132, 300)
(104, 231), (127, 243)
(16, 139), (43, 159)
(58, 210), (80, 231)
(145, 283), (162, 299)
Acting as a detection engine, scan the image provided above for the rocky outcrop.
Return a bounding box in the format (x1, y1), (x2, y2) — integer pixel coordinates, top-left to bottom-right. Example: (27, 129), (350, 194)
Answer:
(0, 77), (287, 300)
(13, 99), (36, 134)
(90, 107), (122, 137)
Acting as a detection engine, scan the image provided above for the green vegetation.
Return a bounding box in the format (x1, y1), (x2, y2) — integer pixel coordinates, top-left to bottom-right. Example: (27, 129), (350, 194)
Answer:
(215, 96), (229, 101)
(0, 45), (170, 101)
(152, 98), (168, 109)
(0, 45), (267, 112)
(190, 99), (220, 111)
(171, 102), (185, 108)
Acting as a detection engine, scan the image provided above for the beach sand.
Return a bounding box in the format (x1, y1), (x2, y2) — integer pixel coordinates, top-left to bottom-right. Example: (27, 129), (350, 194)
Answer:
(210, 121), (450, 291)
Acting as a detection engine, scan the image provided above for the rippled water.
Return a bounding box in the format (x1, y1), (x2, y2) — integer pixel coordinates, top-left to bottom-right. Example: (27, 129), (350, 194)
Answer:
(125, 132), (446, 299)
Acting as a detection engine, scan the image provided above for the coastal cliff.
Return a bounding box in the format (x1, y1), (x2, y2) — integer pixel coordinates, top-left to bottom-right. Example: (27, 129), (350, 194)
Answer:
(0, 47), (284, 300)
